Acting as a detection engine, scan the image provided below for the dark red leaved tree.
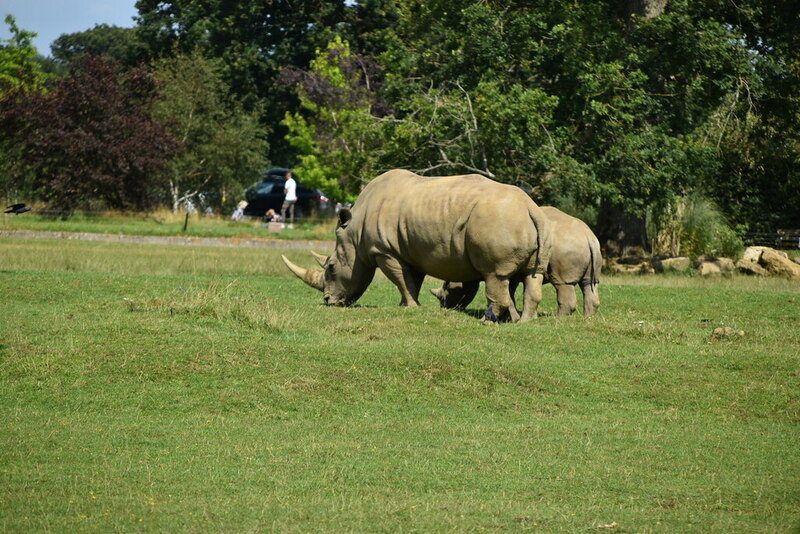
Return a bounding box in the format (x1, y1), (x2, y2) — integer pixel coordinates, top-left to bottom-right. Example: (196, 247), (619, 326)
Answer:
(0, 55), (177, 215)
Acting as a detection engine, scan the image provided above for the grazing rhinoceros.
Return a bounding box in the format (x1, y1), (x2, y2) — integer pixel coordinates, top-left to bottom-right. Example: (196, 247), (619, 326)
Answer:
(431, 206), (602, 316)
(282, 169), (552, 322)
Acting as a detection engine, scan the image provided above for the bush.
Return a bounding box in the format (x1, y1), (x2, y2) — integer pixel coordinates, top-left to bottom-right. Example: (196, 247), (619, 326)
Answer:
(679, 194), (744, 258)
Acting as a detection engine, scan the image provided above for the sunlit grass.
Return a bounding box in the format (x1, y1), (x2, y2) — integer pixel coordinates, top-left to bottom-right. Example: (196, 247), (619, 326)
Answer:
(1, 236), (798, 532)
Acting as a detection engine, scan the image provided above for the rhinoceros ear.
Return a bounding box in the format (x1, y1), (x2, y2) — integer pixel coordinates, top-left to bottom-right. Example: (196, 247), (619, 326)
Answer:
(310, 250), (329, 267)
(337, 208), (352, 228)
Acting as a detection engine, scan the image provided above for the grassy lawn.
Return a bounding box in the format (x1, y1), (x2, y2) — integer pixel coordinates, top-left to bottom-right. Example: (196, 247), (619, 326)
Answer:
(0, 209), (338, 241)
(1, 236), (798, 532)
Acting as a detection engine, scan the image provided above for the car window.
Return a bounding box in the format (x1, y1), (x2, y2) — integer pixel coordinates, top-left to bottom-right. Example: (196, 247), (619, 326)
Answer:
(254, 183), (271, 195)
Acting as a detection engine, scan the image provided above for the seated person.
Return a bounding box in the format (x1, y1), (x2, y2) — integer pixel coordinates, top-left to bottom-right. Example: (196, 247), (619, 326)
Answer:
(263, 208), (282, 223)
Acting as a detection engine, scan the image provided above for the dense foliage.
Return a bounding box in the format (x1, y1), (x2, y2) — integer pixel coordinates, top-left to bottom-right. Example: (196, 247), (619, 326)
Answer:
(150, 51), (269, 213)
(1, 1), (798, 253)
(0, 56), (176, 215)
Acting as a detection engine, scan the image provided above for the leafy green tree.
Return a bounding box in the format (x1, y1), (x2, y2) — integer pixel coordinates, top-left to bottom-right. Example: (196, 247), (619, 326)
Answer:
(51, 25), (150, 67)
(282, 36), (386, 201)
(378, 0), (795, 254)
(0, 55), (176, 215)
(379, 80), (563, 188)
(688, 0), (800, 232)
(135, 0), (348, 162)
(0, 15), (50, 96)
(151, 51), (269, 212)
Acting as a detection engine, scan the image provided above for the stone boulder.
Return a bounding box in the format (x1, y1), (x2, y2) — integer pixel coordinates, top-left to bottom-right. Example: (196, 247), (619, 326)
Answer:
(737, 247), (771, 276)
(695, 256), (736, 276)
(606, 258), (655, 275)
(736, 257), (770, 276)
(652, 256), (691, 273)
(736, 246), (800, 280)
(697, 261), (722, 276)
(760, 248), (800, 280)
(742, 246), (773, 263)
(713, 257), (736, 273)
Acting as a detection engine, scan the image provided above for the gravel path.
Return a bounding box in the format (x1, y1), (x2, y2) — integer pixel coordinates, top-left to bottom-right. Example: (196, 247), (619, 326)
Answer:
(0, 229), (336, 250)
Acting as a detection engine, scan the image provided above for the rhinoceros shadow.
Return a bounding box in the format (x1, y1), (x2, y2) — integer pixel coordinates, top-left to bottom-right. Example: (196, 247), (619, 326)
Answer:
(456, 307), (553, 322)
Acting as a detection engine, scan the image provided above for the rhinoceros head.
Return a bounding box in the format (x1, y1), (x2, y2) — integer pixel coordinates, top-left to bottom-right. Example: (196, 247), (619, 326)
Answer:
(282, 208), (375, 306)
(429, 280), (480, 310)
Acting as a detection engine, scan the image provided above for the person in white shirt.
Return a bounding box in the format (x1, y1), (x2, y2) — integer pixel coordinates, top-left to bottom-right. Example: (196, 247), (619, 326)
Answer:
(281, 171), (298, 225)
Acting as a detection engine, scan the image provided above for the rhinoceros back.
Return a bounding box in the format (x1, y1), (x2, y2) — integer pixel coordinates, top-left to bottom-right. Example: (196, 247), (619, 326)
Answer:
(351, 170), (548, 281)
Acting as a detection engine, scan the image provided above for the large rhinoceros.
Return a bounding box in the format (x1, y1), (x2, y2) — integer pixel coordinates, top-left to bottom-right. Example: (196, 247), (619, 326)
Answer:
(282, 169), (553, 322)
(431, 206), (602, 316)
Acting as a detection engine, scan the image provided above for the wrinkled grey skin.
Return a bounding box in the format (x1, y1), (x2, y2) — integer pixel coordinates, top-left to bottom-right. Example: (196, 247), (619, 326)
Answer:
(431, 206), (602, 316)
(282, 169), (553, 322)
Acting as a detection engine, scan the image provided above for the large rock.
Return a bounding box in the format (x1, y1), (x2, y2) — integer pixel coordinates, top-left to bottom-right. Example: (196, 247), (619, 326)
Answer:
(652, 256), (691, 272)
(760, 248), (800, 280)
(695, 256), (736, 276)
(737, 246), (800, 279)
(742, 246), (777, 263)
(738, 247), (771, 276)
(714, 257), (736, 273)
(607, 258), (655, 275)
(736, 258), (770, 276)
(697, 261), (722, 276)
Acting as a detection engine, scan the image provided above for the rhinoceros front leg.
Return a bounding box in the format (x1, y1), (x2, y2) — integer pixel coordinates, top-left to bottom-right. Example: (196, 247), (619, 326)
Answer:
(518, 273), (543, 322)
(483, 274), (520, 323)
(375, 255), (425, 306)
(554, 283), (578, 316)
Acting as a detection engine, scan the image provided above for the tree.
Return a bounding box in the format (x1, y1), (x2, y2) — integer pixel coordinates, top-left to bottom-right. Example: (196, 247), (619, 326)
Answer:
(151, 51), (269, 212)
(51, 25), (150, 67)
(134, 0), (349, 163)
(0, 15), (53, 202)
(0, 55), (177, 215)
(371, 0), (790, 255)
(282, 36), (386, 201)
(376, 79), (564, 191)
(0, 15), (50, 97)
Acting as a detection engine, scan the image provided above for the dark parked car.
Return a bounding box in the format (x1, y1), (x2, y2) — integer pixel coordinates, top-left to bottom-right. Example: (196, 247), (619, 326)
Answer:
(242, 169), (333, 219)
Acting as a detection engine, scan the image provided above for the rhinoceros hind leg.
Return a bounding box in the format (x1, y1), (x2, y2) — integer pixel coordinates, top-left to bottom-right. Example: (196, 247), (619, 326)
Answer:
(484, 274), (520, 323)
(518, 273), (543, 322)
(375, 255), (424, 306)
(554, 284), (578, 315)
(580, 281), (600, 316)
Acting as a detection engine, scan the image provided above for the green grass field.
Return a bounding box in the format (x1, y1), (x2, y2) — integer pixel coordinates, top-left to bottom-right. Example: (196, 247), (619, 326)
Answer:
(1, 236), (798, 532)
(0, 209), (339, 241)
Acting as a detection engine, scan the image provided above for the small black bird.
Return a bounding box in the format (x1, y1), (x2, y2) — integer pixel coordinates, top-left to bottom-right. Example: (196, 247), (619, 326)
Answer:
(4, 203), (32, 215)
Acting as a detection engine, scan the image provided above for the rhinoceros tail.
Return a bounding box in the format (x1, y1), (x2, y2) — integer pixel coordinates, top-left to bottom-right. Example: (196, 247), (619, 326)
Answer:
(587, 236), (602, 287)
(528, 203), (552, 276)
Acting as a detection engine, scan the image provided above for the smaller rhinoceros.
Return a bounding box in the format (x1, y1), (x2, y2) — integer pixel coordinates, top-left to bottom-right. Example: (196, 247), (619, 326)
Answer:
(431, 206), (601, 316)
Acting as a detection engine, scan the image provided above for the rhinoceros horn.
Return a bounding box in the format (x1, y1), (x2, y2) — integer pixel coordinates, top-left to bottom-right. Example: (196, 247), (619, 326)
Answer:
(310, 250), (329, 267)
(281, 255), (324, 291)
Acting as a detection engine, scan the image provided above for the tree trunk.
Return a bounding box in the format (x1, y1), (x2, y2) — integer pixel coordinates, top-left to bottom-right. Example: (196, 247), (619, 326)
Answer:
(596, 200), (649, 258)
(626, 0), (668, 33)
(597, 0), (669, 257)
